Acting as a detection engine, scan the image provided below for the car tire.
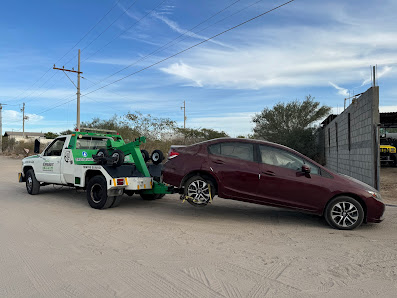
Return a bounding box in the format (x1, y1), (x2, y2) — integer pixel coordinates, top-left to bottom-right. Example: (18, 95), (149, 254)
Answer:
(26, 169), (40, 195)
(140, 193), (161, 200)
(325, 196), (364, 230)
(86, 175), (114, 209)
(184, 175), (215, 207)
(151, 150), (164, 165)
(111, 149), (125, 167)
(141, 150), (150, 163)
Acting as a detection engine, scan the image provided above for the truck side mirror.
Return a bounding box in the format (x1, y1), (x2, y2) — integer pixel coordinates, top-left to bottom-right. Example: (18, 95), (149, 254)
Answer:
(34, 139), (40, 154)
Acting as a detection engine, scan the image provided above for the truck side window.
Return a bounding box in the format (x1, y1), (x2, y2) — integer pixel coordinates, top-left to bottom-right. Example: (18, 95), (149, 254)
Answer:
(44, 138), (66, 156)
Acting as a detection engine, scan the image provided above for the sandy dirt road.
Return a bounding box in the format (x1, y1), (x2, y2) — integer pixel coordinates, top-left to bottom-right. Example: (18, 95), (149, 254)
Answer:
(0, 155), (396, 298)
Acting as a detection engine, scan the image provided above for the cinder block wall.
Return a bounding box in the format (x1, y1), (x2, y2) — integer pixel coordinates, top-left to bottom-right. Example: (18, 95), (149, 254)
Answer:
(323, 87), (380, 189)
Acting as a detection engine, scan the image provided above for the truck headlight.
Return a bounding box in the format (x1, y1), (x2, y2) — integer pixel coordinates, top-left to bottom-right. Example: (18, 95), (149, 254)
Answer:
(367, 190), (382, 202)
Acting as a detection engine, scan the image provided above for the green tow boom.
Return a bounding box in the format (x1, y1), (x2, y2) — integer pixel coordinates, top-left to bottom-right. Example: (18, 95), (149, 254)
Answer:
(106, 136), (171, 195)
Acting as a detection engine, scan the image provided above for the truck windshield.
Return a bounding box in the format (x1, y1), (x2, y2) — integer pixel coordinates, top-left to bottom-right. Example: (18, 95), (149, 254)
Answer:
(76, 137), (110, 150)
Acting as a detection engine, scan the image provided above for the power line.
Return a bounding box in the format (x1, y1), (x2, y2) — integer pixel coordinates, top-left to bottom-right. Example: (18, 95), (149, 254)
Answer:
(81, 0), (167, 65)
(57, 0), (123, 65)
(82, 0), (243, 90)
(3, 0), (123, 104)
(63, 0), (140, 67)
(34, 0), (296, 116)
(83, 0), (296, 97)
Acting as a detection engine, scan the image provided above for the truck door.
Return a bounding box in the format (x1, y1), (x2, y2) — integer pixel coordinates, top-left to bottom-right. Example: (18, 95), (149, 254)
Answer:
(36, 137), (66, 184)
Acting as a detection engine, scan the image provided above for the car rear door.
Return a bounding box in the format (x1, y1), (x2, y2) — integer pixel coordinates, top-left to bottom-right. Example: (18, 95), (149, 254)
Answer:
(208, 141), (259, 200)
(257, 144), (331, 212)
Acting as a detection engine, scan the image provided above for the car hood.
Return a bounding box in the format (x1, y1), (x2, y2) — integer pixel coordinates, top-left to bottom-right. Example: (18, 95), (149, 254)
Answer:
(337, 173), (378, 193)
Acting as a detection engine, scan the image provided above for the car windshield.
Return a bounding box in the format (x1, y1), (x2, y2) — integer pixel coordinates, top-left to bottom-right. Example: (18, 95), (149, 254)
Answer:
(76, 137), (110, 150)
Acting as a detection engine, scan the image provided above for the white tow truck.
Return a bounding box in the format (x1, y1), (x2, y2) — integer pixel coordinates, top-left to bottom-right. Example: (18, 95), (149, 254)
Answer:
(19, 129), (172, 209)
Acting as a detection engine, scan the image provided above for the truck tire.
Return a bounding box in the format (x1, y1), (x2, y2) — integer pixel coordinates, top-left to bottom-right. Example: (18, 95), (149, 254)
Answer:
(111, 149), (125, 167)
(140, 193), (161, 200)
(151, 150), (164, 165)
(96, 148), (109, 158)
(26, 169), (40, 195)
(86, 175), (114, 209)
(141, 150), (150, 162)
(110, 196), (123, 208)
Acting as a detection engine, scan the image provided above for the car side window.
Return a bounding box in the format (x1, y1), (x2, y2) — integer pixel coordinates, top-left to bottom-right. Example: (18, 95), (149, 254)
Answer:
(259, 145), (320, 175)
(209, 142), (254, 162)
(44, 138), (66, 156)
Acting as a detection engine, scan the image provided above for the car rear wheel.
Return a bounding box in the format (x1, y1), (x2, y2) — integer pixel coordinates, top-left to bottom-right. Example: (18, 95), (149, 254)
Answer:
(325, 196), (364, 230)
(184, 176), (215, 207)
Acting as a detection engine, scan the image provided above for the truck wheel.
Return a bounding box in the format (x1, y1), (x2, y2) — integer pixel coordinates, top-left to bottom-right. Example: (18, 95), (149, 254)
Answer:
(97, 148), (109, 158)
(86, 175), (114, 209)
(26, 169), (40, 195)
(151, 150), (164, 165)
(111, 149), (125, 167)
(184, 176), (215, 207)
(110, 196), (123, 208)
(325, 196), (364, 230)
(141, 150), (150, 162)
(140, 193), (161, 200)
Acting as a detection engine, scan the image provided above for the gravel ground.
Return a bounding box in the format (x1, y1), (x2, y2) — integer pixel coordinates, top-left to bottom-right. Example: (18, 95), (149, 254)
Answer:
(0, 155), (396, 297)
(380, 166), (397, 205)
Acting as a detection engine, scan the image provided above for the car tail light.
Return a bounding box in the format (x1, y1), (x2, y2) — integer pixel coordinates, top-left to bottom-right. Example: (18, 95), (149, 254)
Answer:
(116, 178), (124, 186)
(168, 151), (180, 159)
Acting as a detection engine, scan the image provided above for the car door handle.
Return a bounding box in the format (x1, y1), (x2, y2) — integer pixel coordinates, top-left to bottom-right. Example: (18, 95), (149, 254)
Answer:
(262, 171), (276, 176)
(213, 159), (225, 164)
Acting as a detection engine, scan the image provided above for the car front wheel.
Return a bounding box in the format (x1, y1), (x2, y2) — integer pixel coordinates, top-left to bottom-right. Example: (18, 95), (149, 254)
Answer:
(184, 176), (215, 207)
(325, 196), (364, 230)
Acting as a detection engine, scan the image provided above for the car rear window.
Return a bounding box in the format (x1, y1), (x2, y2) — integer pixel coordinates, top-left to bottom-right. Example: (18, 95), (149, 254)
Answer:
(209, 142), (254, 162)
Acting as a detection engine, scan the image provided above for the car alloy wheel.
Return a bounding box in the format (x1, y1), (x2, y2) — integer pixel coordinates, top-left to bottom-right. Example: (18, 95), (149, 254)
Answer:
(187, 179), (211, 205)
(330, 201), (359, 228)
(325, 196), (364, 230)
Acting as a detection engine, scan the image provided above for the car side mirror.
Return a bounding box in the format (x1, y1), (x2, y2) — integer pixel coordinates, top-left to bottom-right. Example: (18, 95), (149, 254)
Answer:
(34, 139), (40, 154)
(302, 164), (311, 174)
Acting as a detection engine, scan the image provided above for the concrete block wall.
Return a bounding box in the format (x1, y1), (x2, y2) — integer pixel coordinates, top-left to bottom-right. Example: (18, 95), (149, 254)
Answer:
(323, 87), (380, 189)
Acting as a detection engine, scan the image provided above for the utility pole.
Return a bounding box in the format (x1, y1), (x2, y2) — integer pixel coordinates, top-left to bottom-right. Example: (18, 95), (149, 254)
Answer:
(181, 100), (187, 129)
(21, 103), (28, 138)
(53, 49), (83, 131)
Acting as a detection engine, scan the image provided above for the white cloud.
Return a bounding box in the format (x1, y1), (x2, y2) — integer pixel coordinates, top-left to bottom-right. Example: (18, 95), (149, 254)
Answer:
(329, 82), (349, 97)
(361, 65), (393, 86)
(182, 112), (256, 137)
(159, 23), (397, 90)
(3, 110), (44, 125)
(152, 13), (230, 48)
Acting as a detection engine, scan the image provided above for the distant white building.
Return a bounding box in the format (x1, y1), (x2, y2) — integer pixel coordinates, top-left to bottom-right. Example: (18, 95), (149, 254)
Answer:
(4, 131), (45, 142)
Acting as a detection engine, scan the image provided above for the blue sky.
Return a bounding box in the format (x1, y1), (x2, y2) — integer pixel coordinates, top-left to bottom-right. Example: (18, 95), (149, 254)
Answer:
(1, 0), (396, 137)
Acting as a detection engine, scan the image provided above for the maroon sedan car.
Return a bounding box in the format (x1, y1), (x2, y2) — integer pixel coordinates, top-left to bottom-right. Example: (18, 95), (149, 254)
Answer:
(163, 138), (385, 230)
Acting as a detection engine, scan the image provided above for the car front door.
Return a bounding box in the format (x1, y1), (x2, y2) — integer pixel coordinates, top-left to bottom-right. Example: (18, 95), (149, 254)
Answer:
(208, 141), (259, 200)
(257, 144), (330, 212)
(35, 137), (66, 184)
